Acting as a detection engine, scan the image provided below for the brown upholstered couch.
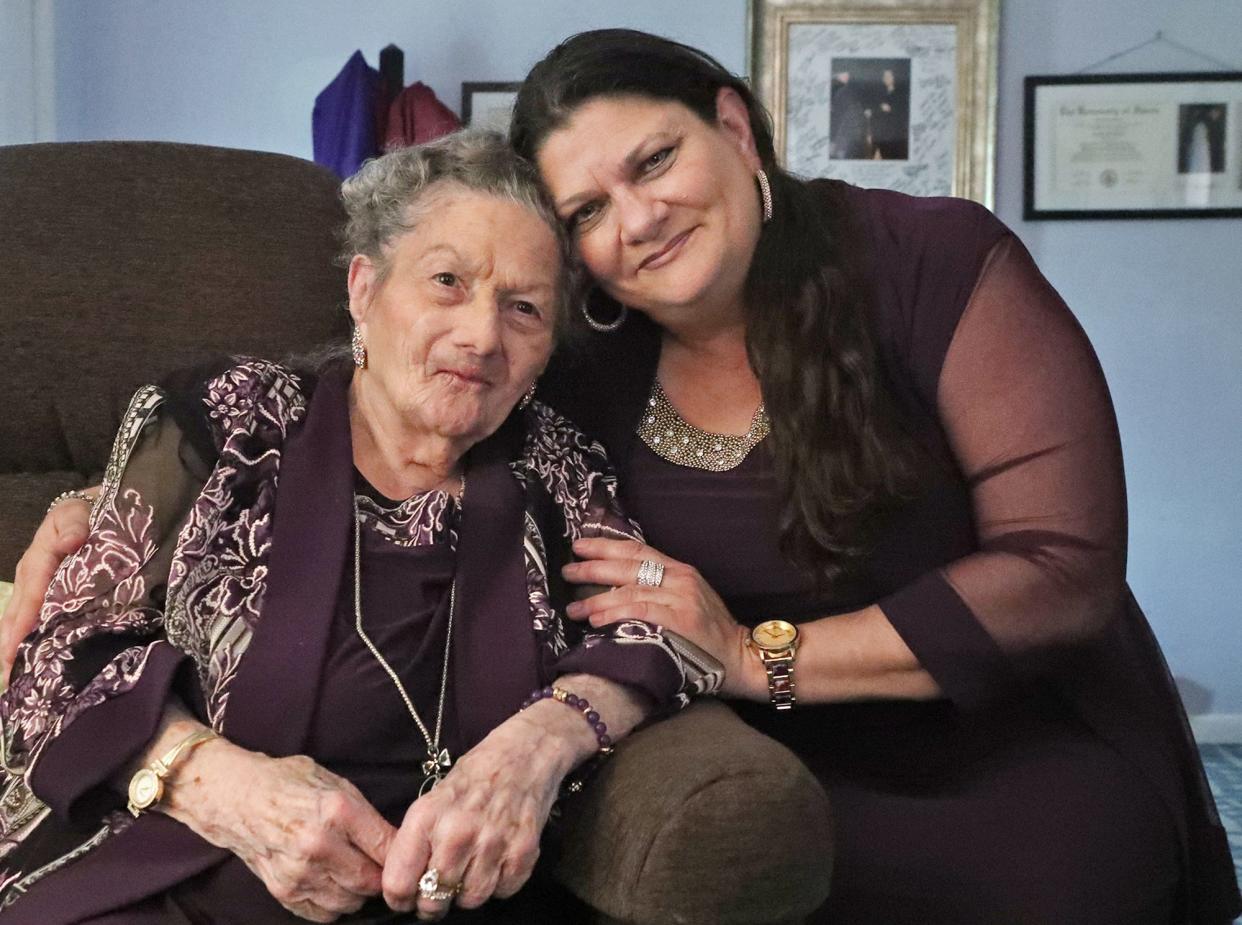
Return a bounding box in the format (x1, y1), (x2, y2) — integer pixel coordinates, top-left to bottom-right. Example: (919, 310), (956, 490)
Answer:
(0, 141), (832, 924)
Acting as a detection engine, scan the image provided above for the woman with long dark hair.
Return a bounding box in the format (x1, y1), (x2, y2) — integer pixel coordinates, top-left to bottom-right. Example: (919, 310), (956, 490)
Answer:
(510, 29), (1237, 923)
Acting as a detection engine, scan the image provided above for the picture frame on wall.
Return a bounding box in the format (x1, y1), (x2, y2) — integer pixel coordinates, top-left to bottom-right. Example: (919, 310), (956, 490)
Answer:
(1024, 72), (1242, 220)
(461, 82), (522, 133)
(749, 0), (999, 206)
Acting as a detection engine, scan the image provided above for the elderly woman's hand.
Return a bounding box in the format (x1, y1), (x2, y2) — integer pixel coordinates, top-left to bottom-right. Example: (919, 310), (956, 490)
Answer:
(0, 494), (93, 685)
(561, 537), (767, 700)
(381, 674), (648, 919)
(380, 712), (568, 919)
(162, 737), (396, 922)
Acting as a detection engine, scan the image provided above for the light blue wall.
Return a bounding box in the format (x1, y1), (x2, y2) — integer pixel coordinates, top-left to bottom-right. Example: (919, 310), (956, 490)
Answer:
(11, 1), (1242, 713)
(992, 1), (1242, 718)
(0, 0), (37, 145)
(47, 0), (749, 159)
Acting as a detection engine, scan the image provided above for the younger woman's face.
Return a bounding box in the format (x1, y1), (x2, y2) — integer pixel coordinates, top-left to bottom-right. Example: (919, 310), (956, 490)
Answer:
(536, 91), (763, 326)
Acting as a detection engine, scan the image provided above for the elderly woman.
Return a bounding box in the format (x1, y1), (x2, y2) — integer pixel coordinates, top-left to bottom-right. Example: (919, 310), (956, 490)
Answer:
(0, 130), (718, 923)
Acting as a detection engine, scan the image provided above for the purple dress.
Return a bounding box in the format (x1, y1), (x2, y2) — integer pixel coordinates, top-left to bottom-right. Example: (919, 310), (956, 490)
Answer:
(541, 182), (1241, 923)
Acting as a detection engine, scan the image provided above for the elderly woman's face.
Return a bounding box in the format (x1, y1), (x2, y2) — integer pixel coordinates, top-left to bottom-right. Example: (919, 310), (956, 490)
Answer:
(536, 92), (762, 322)
(348, 186), (559, 445)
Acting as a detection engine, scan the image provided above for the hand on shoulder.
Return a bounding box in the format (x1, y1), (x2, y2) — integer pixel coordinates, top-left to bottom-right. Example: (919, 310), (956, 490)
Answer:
(1, 493), (94, 685)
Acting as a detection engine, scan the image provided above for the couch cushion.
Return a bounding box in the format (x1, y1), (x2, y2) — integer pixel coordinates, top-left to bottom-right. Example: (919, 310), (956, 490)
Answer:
(0, 142), (348, 575)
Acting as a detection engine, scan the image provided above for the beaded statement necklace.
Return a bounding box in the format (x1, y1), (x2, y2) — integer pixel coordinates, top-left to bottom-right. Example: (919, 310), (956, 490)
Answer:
(636, 379), (770, 472)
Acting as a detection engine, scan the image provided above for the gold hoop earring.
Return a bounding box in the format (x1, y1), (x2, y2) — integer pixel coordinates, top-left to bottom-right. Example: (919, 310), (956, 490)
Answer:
(351, 326), (367, 368)
(756, 169), (773, 224)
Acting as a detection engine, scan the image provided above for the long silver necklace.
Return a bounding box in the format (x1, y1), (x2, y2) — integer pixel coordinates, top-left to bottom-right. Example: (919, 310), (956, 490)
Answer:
(352, 486), (459, 796)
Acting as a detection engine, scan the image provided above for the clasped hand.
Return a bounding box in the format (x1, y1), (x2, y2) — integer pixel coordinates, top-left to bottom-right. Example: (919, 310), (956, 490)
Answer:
(177, 716), (565, 923)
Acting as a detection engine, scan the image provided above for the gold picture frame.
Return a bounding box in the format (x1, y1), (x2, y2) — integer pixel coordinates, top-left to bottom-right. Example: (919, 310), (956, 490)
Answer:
(750, 0), (999, 206)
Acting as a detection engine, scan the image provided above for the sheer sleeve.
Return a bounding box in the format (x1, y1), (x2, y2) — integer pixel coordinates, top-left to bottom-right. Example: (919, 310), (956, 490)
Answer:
(878, 234), (1128, 707)
(519, 403), (724, 709)
(0, 388), (208, 821)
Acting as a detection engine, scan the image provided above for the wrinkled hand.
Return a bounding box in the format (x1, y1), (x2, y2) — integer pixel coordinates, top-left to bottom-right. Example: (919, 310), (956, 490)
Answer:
(561, 537), (763, 699)
(381, 707), (581, 920)
(1, 496), (92, 685)
(164, 741), (396, 922)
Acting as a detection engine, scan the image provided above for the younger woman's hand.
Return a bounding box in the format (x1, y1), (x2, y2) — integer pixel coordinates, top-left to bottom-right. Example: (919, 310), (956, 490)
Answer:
(560, 537), (764, 699)
(1, 495), (93, 685)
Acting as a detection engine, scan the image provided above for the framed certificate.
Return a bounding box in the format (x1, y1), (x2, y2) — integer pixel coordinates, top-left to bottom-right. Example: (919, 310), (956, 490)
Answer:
(750, 0), (999, 206)
(1024, 72), (1242, 220)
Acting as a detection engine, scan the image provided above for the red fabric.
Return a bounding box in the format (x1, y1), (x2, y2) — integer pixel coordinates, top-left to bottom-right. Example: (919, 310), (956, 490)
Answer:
(382, 82), (461, 151)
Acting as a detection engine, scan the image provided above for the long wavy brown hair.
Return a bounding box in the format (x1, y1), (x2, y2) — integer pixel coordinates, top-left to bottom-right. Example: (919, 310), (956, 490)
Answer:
(511, 29), (922, 581)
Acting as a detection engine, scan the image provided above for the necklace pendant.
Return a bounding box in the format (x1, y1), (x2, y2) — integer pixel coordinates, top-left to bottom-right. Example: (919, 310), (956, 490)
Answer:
(419, 748), (452, 795)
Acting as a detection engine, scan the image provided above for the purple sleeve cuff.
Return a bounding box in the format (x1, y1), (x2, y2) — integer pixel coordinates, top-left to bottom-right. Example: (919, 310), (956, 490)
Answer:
(551, 629), (683, 707)
(878, 570), (1014, 712)
(30, 643), (190, 824)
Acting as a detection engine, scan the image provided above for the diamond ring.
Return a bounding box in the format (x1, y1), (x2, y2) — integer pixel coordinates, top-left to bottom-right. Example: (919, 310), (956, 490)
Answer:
(636, 559), (665, 588)
(418, 867), (462, 902)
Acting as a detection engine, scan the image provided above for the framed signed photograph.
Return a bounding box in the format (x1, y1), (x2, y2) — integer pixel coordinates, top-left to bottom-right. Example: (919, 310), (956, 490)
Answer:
(461, 82), (522, 133)
(1024, 72), (1242, 220)
(750, 0), (999, 206)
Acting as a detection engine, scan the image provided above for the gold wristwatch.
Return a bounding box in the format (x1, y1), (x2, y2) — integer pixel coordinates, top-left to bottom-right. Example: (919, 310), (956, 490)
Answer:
(126, 728), (219, 817)
(748, 619), (800, 710)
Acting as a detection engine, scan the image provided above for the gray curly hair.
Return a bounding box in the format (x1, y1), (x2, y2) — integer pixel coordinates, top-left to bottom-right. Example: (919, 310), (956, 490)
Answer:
(339, 129), (578, 332)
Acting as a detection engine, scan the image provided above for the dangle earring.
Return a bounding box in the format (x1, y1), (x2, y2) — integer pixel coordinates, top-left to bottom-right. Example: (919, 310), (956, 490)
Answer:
(756, 169), (774, 224)
(580, 299), (627, 333)
(351, 326), (368, 368)
(519, 383), (537, 410)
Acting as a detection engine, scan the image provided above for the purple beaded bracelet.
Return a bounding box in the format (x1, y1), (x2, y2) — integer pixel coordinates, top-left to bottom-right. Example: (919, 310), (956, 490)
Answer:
(521, 686), (614, 754)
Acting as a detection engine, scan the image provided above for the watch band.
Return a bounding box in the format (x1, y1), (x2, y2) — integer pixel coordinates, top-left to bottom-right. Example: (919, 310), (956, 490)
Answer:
(761, 649), (797, 711)
(127, 728), (218, 817)
(157, 728), (218, 775)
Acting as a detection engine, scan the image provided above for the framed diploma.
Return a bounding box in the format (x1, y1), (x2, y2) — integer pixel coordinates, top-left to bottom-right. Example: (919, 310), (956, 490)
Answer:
(749, 0), (999, 207)
(1024, 73), (1242, 220)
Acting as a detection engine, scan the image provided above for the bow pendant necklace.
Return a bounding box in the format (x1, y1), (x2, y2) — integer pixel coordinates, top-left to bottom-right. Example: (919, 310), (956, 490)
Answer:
(352, 491), (458, 796)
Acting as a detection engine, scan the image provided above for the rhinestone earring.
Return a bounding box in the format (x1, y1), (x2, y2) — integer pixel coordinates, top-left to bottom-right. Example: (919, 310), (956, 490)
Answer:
(756, 169), (773, 224)
(581, 300), (627, 333)
(519, 383), (537, 410)
(351, 326), (367, 368)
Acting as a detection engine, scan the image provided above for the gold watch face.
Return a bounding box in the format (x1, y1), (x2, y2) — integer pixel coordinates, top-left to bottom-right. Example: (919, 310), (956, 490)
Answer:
(751, 619), (798, 650)
(128, 768), (162, 810)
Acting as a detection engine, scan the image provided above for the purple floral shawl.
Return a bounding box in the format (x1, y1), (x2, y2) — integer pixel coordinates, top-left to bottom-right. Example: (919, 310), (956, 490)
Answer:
(0, 360), (721, 920)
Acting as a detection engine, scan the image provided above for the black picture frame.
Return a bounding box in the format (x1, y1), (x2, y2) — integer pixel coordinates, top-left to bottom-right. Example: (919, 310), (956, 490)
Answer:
(460, 82), (523, 131)
(1024, 72), (1242, 220)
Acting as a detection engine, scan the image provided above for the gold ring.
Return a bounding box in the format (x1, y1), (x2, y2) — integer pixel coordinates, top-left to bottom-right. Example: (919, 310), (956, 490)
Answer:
(417, 867), (462, 902)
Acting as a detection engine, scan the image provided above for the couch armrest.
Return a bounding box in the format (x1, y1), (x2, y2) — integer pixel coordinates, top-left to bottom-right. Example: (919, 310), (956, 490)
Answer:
(552, 699), (833, 925)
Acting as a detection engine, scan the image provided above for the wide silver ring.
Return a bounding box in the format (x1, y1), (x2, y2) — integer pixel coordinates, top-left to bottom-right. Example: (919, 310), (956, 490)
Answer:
(636, 559), (665, 588)
(418, 867), (461, 902)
